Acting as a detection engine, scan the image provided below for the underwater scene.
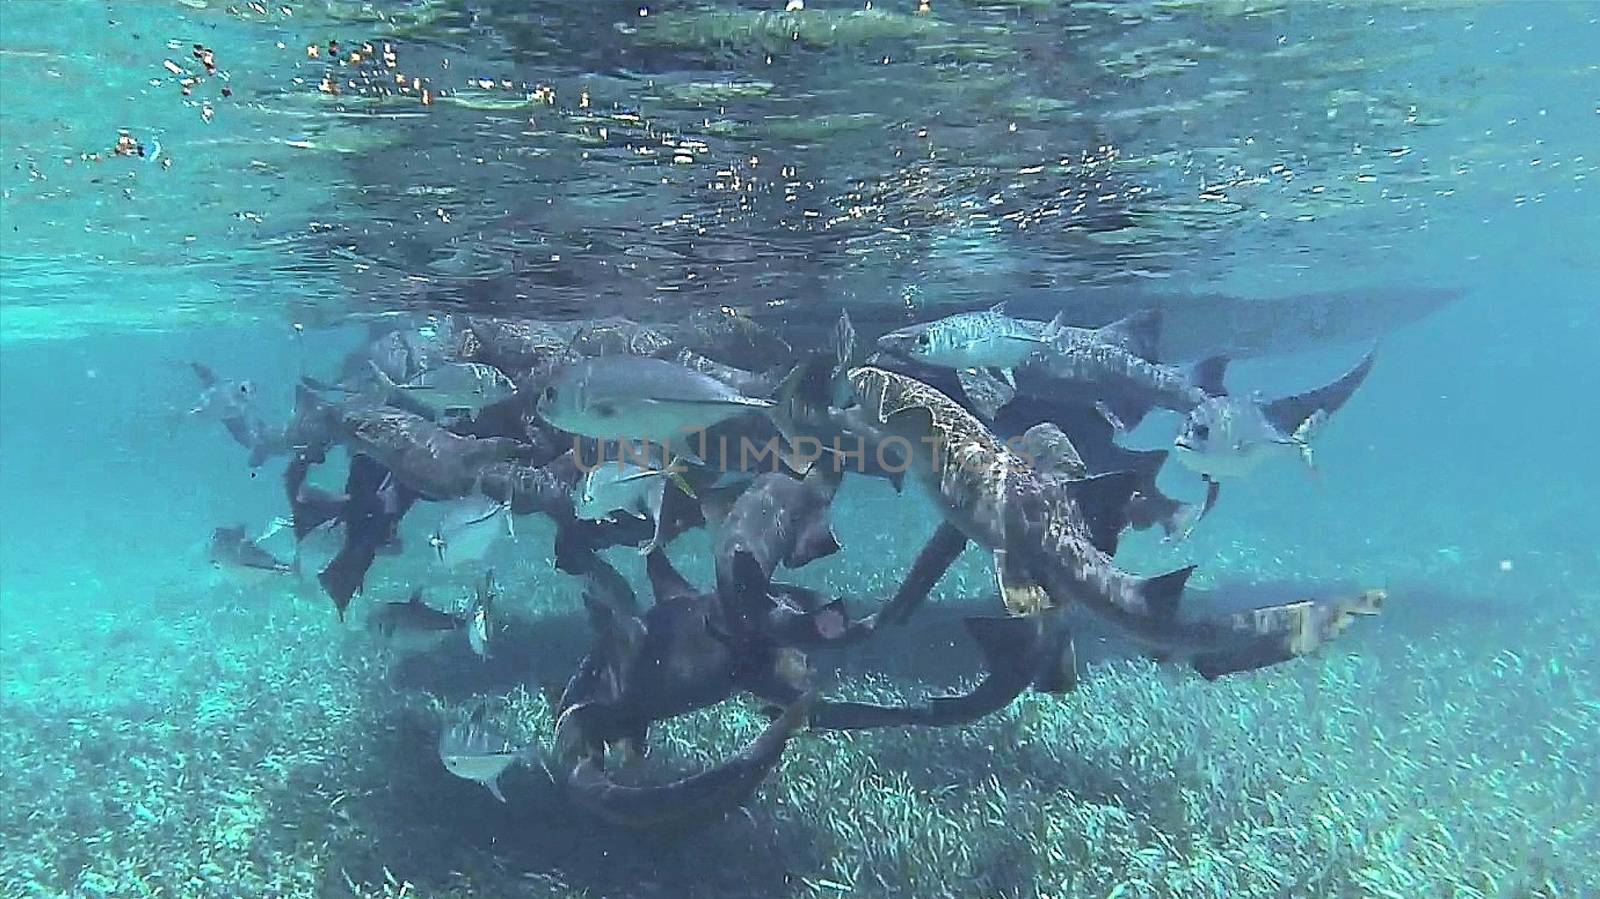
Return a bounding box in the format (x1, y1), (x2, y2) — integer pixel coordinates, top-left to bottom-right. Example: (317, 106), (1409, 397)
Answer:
(1, 1), (1597, 897)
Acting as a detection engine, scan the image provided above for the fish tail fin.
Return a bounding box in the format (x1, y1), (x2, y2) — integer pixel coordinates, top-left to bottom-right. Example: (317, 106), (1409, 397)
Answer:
(1261, 347), (1377, 436)
(317, 551), (368, 620)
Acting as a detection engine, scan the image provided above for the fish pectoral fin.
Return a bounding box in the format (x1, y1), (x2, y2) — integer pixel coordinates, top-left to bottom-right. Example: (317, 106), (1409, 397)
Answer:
(644, 396), (771, 409)
(484, 777), (508, 803)
(991, 549), (1050, 615)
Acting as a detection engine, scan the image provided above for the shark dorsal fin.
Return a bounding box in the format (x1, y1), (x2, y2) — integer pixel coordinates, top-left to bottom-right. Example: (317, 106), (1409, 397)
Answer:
(1055, 471), (1138, 556)
(1096, 308), (1163, 361)
(1136, 565), (1195, 620)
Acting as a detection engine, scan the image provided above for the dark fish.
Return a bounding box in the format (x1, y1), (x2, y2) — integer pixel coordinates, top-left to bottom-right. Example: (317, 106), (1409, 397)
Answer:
(368, 588), (465, 654)
(563, 693), (812, 829)
(801, 616), (1053, 730)
(712, 467), (843, 638)
(286, 452), (417, 618)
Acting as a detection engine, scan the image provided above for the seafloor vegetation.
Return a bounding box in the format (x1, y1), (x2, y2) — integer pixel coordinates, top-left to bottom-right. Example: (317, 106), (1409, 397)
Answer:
(3, 515), (1593, 899)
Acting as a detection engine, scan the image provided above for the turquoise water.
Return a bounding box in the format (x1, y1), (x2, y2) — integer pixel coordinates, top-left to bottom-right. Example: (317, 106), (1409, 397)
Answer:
(2, 2), (1598, 897)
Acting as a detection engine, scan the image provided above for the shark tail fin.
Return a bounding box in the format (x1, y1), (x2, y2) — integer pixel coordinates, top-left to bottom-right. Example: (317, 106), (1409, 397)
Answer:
(1032, 612), (1078, 694)
(1191, 355), (1230, 398)
(312, 550), (366, 620)
(1135, 565), (1196, 620)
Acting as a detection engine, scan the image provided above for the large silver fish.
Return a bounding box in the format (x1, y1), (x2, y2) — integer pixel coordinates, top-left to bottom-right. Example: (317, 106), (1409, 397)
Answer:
(1175, 350), (1376, 480)
(207, 524), (293, 587)
(537, 356), (772, 446)
(429, 495), (513, 568)
(375, 359), (516, 413)
(877, 303), (1063, 381)
(438, 703), (529, 803)
(369, 576), (496, 659)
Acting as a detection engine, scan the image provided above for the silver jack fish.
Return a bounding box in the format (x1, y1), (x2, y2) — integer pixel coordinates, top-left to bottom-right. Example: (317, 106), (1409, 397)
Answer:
(573, 461), (682, 553)
(429, 495), (514, 568)
(369, 359), (517, 415)
(1175, 349), (1376, 480)
(438, 702), (530, 803)
(208, 524), (294, 586)
(369, 574), (496, 659)
(537, 356), (772, 448)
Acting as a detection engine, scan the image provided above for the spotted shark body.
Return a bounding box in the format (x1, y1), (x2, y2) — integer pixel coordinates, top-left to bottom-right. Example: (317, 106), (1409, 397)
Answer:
(846, 365), (1133, 616)
(844, 365), (1380, 675)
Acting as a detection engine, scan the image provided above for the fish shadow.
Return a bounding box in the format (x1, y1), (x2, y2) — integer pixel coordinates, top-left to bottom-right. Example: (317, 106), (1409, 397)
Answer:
(385, 610), (594, 700)
(320, 702), (823, 899)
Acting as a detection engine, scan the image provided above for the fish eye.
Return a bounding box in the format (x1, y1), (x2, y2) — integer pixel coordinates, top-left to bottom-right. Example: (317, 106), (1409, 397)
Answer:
(542, 386), (556, 402)
(916, 333), (931, 346)
(1192, 424), (1210, 440)
(594, 402), (616, 418)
